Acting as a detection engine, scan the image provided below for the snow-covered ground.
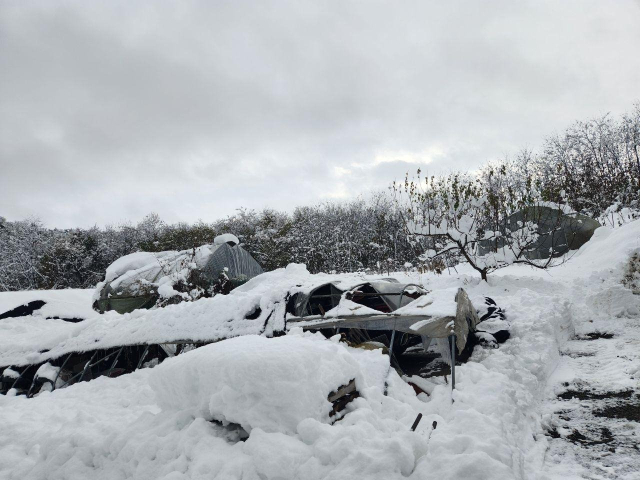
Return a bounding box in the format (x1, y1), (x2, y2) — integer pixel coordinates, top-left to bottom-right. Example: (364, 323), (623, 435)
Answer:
(0, 221), (638, 480)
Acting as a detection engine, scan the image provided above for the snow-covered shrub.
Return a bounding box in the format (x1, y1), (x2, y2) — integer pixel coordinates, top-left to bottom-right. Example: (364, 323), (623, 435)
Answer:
(599, 201), (640, 228)
(0, 218), (53, 291)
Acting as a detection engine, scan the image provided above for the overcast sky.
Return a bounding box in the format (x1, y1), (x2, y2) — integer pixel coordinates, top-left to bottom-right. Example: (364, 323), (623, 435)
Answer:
(1, 0), (639, 228)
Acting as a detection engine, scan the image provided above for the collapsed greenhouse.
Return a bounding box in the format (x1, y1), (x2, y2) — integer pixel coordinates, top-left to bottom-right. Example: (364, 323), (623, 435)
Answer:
(0, 262), (508, 401)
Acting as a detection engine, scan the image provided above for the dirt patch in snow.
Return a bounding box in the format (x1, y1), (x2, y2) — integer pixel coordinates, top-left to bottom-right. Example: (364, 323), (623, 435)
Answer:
(594, 400), (640, 422)
(546, 426), (614, 447)
(557, 389), (634, 401)
(567, 427), (614, 446)
(575, 331), (615, 340)
(560, 350), (595, 358)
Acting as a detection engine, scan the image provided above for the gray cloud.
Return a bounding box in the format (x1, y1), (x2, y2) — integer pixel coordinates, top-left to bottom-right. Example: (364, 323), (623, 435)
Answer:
(1, 0), (639, 227)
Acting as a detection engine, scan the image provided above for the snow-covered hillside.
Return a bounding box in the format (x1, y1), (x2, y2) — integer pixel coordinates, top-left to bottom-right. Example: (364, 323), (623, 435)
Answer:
(0, 221), (638, 480)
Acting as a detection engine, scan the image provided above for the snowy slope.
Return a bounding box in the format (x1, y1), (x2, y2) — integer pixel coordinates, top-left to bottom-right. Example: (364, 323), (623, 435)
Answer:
(0, 220), (638, 480)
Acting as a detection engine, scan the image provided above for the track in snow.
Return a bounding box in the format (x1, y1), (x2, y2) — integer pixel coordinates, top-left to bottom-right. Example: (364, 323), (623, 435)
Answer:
(542, 313), (640, 480)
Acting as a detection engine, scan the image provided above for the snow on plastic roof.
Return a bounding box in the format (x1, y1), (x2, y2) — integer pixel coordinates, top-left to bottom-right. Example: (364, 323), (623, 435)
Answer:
(0, 289), (96, 320)
(103, 244), (216, 292)
(213, 233), (239, 245)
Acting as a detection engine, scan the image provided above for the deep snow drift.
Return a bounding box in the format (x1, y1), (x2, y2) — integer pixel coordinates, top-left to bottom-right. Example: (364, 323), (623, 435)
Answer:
(0, 221), (639, 480)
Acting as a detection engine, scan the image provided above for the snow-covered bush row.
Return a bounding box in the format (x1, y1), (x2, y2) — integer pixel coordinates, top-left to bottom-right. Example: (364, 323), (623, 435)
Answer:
(0, 194), (419, 292)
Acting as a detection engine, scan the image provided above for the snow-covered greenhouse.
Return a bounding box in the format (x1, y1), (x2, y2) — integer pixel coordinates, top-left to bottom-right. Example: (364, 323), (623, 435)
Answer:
(93, 234), (263, 314)
(478, 203), (601, 260)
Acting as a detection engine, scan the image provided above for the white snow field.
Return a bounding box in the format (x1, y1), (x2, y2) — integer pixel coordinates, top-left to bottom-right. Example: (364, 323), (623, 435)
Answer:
(0, 221), (639, 480)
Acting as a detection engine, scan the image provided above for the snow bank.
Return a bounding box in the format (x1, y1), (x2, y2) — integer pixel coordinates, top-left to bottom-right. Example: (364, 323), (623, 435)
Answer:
(150, 332), (361, 434)
(568, 218), (640, 277)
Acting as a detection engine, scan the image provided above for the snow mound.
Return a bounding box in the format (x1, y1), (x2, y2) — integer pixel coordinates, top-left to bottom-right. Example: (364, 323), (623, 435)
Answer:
(566, 218), (640, 277)
(149, 332), (361, 434)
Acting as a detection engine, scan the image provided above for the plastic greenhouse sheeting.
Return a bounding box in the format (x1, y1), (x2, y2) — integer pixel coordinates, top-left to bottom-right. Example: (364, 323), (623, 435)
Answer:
(94, 241), (263, 314)
(478, 205), (601, 260)
(202, 243), (264, 286)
